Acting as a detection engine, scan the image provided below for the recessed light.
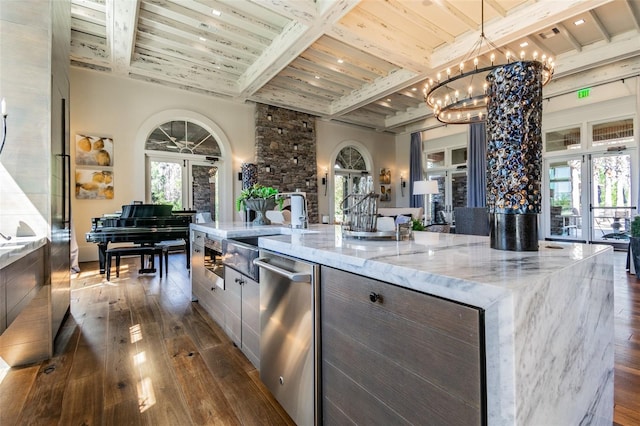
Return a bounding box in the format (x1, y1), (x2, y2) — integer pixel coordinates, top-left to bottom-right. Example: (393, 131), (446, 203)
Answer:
(337, 59), (344, 64)
(412, 87), (417, 91)
(315, 75), (320, 79)
(520, 41), (529, 48)
(574, 18), (585, 26)
(386, 98), (391, 102)
(211, 9), (221, 16)
(199, 37), (206, 42)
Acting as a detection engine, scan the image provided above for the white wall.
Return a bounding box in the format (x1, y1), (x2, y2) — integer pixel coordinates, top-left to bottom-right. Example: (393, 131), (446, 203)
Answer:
(72, 68), (398, 261)
(71, 68), (256, 261)
(315, 120), (396, 221)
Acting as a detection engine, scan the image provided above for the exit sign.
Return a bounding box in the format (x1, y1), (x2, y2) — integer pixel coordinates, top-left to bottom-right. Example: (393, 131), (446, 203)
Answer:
(577, 88), (591, 99)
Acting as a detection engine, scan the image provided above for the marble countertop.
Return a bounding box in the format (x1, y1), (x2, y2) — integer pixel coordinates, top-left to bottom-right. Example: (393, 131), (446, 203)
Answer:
(191, 222), (610, 309)
(0, 236), (48, 269)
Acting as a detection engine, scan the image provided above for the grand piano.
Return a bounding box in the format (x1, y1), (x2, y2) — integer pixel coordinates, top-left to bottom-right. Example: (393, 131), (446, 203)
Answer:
(86, 204), (193, 274)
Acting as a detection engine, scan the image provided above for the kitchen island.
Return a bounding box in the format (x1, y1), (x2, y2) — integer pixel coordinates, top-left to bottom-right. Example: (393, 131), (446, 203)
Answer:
(191, 222), (614, 425)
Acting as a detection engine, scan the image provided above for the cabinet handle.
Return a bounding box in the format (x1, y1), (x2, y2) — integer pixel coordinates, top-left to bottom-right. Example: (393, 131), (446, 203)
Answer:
(194, 249), (201, 253)
(235, 277), (243, 285)
(369, 292), (382, 303)
(210, 287), (216, 291)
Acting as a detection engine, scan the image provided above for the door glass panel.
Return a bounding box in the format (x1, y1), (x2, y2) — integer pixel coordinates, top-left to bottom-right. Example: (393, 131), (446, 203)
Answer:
(545, 127), (580, 152)
(426, 173), (446, 224)
(150, 160), (182, 210)
(592, 118), (634, 147)
(191, 164), (217, 219)
(451, 171), (467, 223)
(548, 159), (582, 239)
(591, 154), (632, 241)
(425, 151), (445, 168)
(451, 147), (467, 166)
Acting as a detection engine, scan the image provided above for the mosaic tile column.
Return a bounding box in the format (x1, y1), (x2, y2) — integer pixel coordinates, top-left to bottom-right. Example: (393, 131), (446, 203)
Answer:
(241, 163), (258, 190)
(486, 61), (543, 251)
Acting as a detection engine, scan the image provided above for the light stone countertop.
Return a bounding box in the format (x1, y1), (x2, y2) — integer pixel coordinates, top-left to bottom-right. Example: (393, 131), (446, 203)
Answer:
(191, 222), (610, 309)
(0, 236), (48, 269)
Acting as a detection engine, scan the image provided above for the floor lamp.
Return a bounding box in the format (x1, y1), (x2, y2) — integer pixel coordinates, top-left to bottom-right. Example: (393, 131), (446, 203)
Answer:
(413, 180), (439, 225)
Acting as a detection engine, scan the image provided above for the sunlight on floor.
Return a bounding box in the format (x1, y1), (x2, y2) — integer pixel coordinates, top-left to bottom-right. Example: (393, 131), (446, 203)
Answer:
(0, 356), (9, 385)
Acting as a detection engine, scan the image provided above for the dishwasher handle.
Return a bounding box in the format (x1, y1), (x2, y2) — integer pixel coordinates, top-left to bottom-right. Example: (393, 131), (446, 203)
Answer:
(253, 257), (311, 283)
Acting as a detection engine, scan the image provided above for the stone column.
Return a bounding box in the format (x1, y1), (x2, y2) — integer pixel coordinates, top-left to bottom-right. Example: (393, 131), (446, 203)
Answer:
(486, 61), (543, 251)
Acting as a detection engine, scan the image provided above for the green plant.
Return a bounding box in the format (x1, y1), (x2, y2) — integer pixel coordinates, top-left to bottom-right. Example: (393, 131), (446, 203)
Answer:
(411, 218), (425, 231)
(236, 184), (283, 211)
(631, 216), (640, 238)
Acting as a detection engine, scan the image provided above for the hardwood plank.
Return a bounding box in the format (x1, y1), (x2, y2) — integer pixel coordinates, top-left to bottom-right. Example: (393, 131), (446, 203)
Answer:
(58, 373), (104, 426)
(165, 334), (240, 425)
(0, 364), (39, 425)
(200, 344), (293, 426)
(14, 325), (81, 424)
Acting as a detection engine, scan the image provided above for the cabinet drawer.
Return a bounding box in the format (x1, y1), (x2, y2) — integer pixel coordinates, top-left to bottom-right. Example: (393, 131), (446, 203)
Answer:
(192, 279), (224, 327)
(321, 266), (484, 425)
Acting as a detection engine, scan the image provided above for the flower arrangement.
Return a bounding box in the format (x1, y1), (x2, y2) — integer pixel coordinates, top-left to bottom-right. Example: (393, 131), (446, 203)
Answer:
(631, 215), (640, 238)
(235, 184), (283, 211)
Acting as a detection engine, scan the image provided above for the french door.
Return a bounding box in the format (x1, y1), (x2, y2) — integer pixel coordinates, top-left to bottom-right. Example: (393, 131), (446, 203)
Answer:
(333, 171), (372, 223)
(426, 170), (467, 223)
(147, 156), (219, 219)
(546, 151), (635, 244)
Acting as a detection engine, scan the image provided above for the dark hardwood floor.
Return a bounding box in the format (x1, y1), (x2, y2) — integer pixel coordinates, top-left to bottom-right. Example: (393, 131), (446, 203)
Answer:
(0, 253), (294, 426)
(0, 250), (638, 425)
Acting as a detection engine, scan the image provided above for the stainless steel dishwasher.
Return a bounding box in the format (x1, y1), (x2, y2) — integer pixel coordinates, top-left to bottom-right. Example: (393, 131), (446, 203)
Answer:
(254, 250), (320, 426)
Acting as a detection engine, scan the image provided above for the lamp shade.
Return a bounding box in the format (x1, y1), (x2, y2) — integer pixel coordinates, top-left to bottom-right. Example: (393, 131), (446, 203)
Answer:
(413, 180), (438, 195)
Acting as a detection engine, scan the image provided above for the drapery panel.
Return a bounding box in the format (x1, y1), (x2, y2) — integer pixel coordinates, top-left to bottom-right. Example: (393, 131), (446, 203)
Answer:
(468, 122), (487, 208)
(410, 132), (423, 209)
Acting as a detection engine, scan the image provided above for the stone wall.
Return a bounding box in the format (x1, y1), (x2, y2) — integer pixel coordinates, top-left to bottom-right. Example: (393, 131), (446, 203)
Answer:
(254, 104), (318, 223)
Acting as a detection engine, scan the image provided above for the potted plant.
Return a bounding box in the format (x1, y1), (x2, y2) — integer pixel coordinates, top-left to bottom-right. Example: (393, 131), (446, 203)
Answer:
(236, 184), (283, 225)
(630, 216), (640, 276)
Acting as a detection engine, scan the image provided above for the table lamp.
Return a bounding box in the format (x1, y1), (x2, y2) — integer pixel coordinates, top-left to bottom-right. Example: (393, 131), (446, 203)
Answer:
(413, 180), (439, 224)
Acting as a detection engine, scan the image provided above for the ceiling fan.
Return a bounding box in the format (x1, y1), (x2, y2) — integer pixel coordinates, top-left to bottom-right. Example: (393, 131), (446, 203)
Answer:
(156, 122), (213, 155)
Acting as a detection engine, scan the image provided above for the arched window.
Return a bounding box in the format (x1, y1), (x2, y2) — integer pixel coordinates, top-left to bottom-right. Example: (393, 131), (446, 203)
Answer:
(332, 145), (372, 223)
(145, 120), (222, 220)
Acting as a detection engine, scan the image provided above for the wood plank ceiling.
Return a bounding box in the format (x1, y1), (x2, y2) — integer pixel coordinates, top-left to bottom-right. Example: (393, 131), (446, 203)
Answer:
(70, 0), (640, 133)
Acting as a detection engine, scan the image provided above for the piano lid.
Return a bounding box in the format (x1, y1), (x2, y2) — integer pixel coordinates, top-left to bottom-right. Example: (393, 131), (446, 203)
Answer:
(121, 204), (173, 218)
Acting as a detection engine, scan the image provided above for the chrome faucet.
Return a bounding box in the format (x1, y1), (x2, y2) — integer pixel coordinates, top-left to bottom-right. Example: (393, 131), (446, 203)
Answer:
(277, 192), (308, 229)
(0, 232), (12, 241)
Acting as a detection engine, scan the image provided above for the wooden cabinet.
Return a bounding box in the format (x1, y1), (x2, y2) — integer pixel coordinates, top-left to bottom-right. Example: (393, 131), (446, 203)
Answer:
(224, 267), (260, 369)
(0, 246), (49, 366)
(321, 266), (485, 425)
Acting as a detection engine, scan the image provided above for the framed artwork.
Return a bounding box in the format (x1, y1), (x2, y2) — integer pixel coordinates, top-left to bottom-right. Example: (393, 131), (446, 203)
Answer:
(379, 168), (391, 184)
(75, 134), (113, 166)
(380, 185), (391, 202)
(75, 169), (114, 199)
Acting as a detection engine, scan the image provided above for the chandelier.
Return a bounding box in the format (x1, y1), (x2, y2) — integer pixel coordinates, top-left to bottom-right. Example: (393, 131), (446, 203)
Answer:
(423, 0), (555, 124)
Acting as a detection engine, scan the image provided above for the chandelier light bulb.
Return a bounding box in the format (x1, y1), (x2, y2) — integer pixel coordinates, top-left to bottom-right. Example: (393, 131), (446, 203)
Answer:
(483, 82), (488, 94)
(446, 68), (451, 77)
(490, 53), (495, 65)
(542, 54), (547, 65)
(533, 51), (538, 60)
(436, 73), (441, 83)
(506, 51), (511, 62)
(468, 85), (473, 97)
(445, 94), (450, 104)
(520, 50), (525, 60)
(455, 90), (459, 102)
(429, 78), (434, 85)
(460, 62), (464, 73)
(474, 57), (479, 69)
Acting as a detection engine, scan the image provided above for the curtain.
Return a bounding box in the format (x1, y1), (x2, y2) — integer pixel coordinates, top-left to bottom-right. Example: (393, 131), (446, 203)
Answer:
(409, 132), (423, 209)
(468, 122), (487, 207)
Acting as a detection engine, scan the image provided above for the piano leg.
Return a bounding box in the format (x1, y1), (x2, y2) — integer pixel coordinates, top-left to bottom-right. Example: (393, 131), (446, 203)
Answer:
(98, 242), (107, 274)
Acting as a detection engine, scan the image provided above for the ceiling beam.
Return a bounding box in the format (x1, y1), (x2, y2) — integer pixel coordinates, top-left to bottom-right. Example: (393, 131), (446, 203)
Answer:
(330, 69), (421, 116)
(431, 0), (613, 68)
(106, 0), (139, 76)
(556, 22), (582, 52)
(588, 10), (610, 42)
(624, 0), (640, 31)
(237, 0), (361, 99)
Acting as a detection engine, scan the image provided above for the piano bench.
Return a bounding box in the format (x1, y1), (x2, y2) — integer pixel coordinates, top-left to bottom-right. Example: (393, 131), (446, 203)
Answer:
(105, 245), (164, 281)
